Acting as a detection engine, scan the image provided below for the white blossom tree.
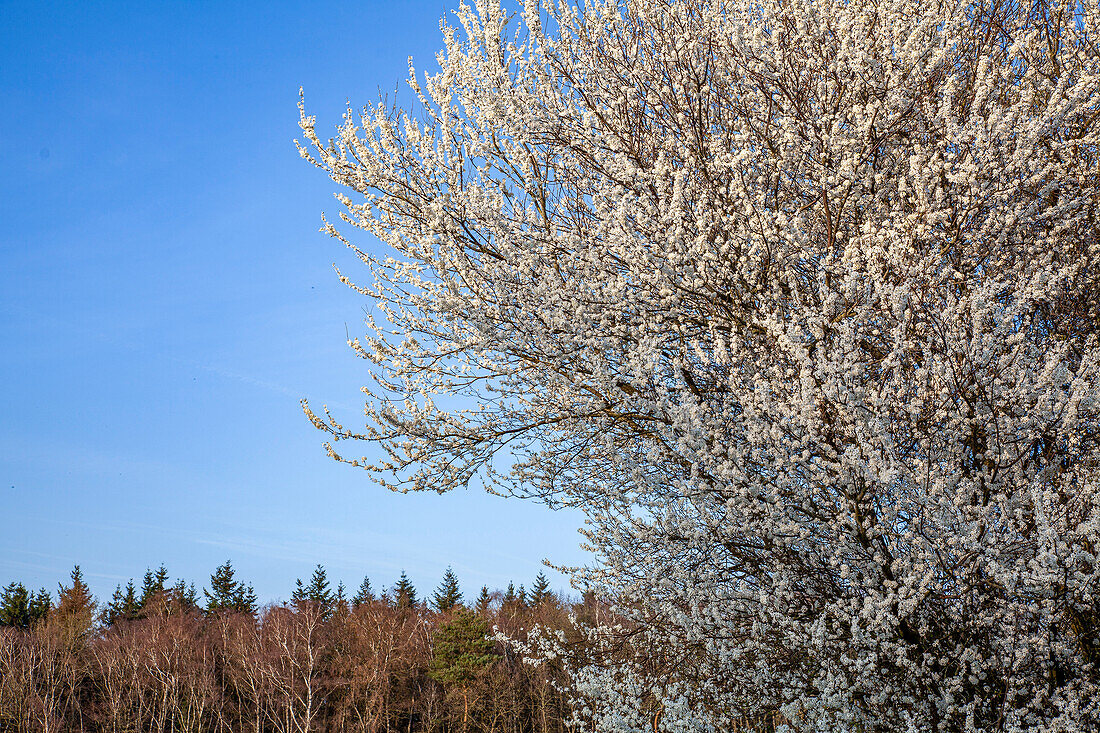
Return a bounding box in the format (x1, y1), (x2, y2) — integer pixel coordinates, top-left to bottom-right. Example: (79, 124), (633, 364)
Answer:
(298, 0), (1100, 729)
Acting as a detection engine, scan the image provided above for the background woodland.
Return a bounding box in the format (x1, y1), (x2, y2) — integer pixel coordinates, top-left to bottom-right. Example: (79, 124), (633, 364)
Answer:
(0, 563), (601, 733)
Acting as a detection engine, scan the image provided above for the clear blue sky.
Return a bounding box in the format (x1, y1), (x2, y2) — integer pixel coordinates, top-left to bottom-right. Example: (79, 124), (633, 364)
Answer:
(1, 1), (586, 606)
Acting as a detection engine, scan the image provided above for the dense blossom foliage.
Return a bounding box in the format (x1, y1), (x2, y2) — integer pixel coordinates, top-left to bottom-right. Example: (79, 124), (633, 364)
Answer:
(299, 0), (1100, 729)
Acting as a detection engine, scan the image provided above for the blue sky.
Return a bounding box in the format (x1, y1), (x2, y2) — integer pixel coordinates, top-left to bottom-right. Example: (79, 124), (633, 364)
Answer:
(0, 1), (587, 605)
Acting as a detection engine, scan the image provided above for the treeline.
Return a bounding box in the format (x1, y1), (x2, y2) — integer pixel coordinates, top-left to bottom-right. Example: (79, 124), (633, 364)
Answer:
(0, 563), (603, 733)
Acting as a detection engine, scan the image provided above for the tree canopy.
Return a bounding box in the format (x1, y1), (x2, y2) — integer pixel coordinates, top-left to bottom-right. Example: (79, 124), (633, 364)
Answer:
(300, 0), (1100, 729)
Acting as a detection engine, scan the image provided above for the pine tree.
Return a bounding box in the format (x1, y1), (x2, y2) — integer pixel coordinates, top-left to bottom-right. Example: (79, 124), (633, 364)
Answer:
(530, 571), (553, 607)
(429, 607), (495, 681)
(475, 586), (492, 616)
(352, 575), (374, 609)
(432, 567), (463, 612)
(392, 571), (417, 609)
(428, 607), (496, 727)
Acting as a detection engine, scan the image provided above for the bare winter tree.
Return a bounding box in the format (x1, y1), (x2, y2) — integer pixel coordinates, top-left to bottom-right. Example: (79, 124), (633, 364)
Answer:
(299, 0), (1100, 730)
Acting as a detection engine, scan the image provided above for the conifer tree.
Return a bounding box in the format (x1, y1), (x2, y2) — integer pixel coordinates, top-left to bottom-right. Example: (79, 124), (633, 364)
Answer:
(172, 579), (201, 611)
(501, 582), (521, 617)
(428, 607), (496, 727)
(429, 607), (495, 680)
(205, 560), (254, 614)
(55, 565), (96, 642)
(530, 571), (553, 607)
(105, 580), (141, 625)
(335, 581), (349, 616)
(475, 585), (492, 616)
(352, 575), (374, 609)
(307, 564), (333, 608)
(293, 564), (335, 618)
(0, 582), (31, 628)
(291, 578), (306, 606)
(392, 571), (417, 609)
(238, 583), (258, 615)
(29, 588), (51, 624)
(432, 567), (463, 612)
(139, 565), (169, 609)
(0, 583), (50, 628)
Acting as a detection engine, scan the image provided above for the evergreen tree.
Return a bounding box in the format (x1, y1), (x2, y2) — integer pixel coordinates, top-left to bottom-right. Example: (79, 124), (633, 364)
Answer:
(392, 571), (417, 609)
(104, 585), (123, 625)
(502, 581), (522, 617)
(530, 571), (553, 607)
(206, 560), (237, 611)
(335, 581), (349, 617)
(55, 565), (96, 642)
(428, 607), (497, 726)
(29, 588), (51, 624)
(238, 583), (258, 615)
(204, 559), (245, 611)
(0, 582), (31, 628)
(138, 565), (170, 613)
(307, 564), (333, 609)
(429, 607), (495, 681)
(292, 564), (335, 618)
(167, 576), (202, 611)
(0, 582), (50, 628)
(172, 579), (201, 611)
(516, 584), (527, 608)
(205, 560), (254, 614)
(475, 585), (492, 616)
(432, 567), (463, 612)
(105, 580), (141, 625)
(352, 575), (374, 609)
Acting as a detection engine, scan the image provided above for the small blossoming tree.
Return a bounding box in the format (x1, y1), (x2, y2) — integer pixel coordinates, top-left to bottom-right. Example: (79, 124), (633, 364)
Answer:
(299, 0), (1100, 729)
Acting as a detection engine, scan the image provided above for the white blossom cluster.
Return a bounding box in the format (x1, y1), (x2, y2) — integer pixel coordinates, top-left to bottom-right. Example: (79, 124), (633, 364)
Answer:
(299, 0), (1100, 729)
